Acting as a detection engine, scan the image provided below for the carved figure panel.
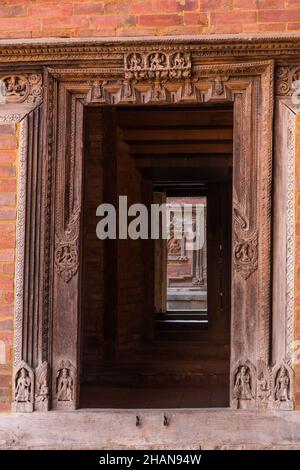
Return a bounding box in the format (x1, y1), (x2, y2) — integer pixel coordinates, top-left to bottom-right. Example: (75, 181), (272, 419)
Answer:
(272, 362), (294, 410)
(55, 360), (76, 410)
(124, 51), (191, 81)
(0, 74), (42, 104)
(12, 361), (34, 412)
(232, 360), (256, 409)
(35, 362), (50, 412)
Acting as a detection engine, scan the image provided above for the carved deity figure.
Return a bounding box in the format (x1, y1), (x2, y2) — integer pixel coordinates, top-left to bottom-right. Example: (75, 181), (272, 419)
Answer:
(172, 52), (185, 69)
(15, 368), (31, 402)
(149, 53), (165, 70)
(257, 373), (270, 402)
(275, 366), (290, 402)
(235, 240), (254, 263)
(167, 237), (181, 256)
(5, 76), (26, 97)
(57, 368), (73, 401)
(128, 53), (142, 71)
(233, 365), (252, 400)
(36, 380), (49, 403)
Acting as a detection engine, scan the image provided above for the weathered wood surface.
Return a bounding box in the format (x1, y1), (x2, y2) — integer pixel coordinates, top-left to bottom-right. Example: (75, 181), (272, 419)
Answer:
(1, 410), (300, 449)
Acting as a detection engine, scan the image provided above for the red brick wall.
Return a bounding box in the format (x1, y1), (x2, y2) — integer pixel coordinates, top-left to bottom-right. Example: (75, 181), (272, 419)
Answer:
(0, 123), (17, 411)
(1, 0), (300, 38)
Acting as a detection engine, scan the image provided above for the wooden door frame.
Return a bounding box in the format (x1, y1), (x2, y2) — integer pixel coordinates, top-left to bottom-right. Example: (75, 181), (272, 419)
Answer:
(1, 38), (297, 412)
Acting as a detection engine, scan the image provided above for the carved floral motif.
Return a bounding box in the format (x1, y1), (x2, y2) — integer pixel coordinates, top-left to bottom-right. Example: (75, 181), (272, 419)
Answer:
(233, 206), (258, 280)
(35, 361), (50, 411)
(234, 234), (258, 280)
(233, 364), (254, 403)
(232, 359), (294, 410)
(55, 210), (80, 283)
(275, 65), (300, 97)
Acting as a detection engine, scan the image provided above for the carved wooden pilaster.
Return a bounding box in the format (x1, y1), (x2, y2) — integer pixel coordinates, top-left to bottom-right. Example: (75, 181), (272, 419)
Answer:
(43, 74), (87, 410)
(0, 72), (49, 412)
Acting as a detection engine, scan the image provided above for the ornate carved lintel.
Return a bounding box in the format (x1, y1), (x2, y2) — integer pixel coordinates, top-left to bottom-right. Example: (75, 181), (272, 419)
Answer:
(275, 65), (300, 106)
(256, 359), (272, 409)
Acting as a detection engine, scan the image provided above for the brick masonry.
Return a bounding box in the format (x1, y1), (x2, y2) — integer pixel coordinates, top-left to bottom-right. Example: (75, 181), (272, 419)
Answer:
(0, 123), (17, 412)
(0, 0), (300, 38)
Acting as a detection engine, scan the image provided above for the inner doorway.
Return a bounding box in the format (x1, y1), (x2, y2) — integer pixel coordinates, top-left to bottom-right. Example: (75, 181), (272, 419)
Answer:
(80, 104), (233, 408)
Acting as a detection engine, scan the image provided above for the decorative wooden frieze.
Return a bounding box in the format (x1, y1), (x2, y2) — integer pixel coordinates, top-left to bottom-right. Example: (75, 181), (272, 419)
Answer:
(0, 73), (42, 104)
(55, 360), (76, 410)
(54, 209), (81, 283)
(12, 361), (34, 412)
(35, 362), (50, 412)
(272, 362), (294, 411)
(3, 37), (300, 65)
(124, 51), (191, 81)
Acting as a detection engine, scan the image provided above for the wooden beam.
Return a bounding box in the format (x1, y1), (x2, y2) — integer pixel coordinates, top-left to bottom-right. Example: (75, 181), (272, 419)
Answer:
(123, 128), (233, 142)
(117, 108), (233, 128)
(130, 142), (233, 155)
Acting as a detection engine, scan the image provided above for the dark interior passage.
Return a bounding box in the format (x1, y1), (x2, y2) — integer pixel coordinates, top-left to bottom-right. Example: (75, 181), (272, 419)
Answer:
(80, 105), (233, 408)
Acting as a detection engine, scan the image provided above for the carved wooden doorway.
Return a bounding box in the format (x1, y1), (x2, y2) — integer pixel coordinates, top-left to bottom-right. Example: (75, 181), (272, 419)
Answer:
(12, 56), (281, 412)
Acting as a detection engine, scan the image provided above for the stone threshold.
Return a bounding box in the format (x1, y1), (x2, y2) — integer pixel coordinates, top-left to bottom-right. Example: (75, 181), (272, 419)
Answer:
(1, 409), (300, 450)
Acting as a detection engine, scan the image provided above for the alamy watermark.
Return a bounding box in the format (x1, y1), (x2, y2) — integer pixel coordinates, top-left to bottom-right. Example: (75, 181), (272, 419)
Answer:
(96, 196), (205, 251)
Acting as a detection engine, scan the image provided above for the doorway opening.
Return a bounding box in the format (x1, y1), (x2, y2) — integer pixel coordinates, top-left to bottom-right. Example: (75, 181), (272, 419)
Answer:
(80, 104), (233, 408)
